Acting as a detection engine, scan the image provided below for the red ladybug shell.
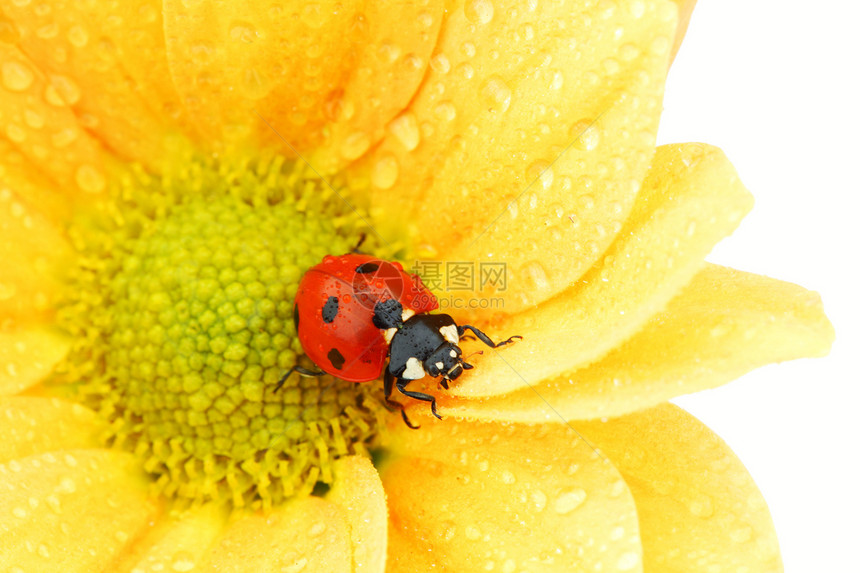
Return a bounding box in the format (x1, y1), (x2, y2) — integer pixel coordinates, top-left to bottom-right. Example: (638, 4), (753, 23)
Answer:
(294, 254), (439, 382)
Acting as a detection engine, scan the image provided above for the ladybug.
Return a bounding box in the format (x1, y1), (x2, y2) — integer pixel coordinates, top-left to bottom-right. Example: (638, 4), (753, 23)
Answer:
(278, 253), (521, 427)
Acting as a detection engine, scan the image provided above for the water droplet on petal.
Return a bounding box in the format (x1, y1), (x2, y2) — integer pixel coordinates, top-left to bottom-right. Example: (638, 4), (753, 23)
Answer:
(430, 53), (451, 74)
(616, 551), (640, 571)
(464, 0), (494, 24)
(526, 160), (554, 190)
(464, 524), (481, 540)
(49, 75), (82, 105)
(571, 120), (600, 151)
(340, 132), (370, 160)
(230, 21), (261, 43)
(67, 25), (89, 47)
(372, 154), (399, 189)
(171, 551), (196, 571)
(522, 260), (550, 291)
(301, 4), (326, 29)
(2, 61), (34, 92)
(531, 489), (547, 511)
(387, 112), (420, 151)
(434, 101), (457, 121)
(480, 76), (512, 113)
(75, 164), (107, 194)
(553, 488), (587, 514)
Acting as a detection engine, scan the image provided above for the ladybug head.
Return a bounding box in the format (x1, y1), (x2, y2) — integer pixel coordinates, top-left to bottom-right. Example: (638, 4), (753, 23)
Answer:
(424, 342), (472, 381)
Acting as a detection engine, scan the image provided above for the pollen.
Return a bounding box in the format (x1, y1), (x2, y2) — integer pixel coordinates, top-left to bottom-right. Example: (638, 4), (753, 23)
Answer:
(52, 151), (387, 508)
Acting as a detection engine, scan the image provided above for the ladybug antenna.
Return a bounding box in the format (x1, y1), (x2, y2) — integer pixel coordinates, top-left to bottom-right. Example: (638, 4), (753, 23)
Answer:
(351, 232), (368, 254)
(463, 350), (484, 361)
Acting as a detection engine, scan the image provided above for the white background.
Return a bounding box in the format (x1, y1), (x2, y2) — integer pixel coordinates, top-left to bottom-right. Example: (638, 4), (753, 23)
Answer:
(659, 2), (860, 571)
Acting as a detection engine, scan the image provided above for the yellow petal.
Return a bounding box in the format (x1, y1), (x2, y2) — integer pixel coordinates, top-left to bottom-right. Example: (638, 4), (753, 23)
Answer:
(2, 4), (181, 169)
(576, 404), (783, 572)
(0, 183), (72, 323)
(669, 0), (697, 62)
(381, 413), (642, 572)
(198, 497), (351, 572)
(444, 263), (834, 422)
(326, 456), (388, 573)
(112, 503), (228, 573)
(163, 0), (441, 168)
(0, 449), (158, 572)
(354, 0), (678, 312)
(445, 143), (752, 398)
(0, 327), (69, 396)
(0, 398), (104, 463)
(0, 44), (115, 195)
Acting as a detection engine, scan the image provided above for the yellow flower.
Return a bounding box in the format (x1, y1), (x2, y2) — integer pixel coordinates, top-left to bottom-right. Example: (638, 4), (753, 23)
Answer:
(0, 1), (833, 572)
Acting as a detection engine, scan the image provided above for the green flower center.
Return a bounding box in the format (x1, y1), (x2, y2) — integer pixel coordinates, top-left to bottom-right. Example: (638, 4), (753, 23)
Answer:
(55, 152), (388, 508)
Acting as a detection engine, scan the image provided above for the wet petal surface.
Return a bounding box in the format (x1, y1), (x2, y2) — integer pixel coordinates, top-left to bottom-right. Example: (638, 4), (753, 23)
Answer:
(446, 144), (753, 398)
(0, 449), (157, 572)
(0, 398), (104, 462)
(356, 0), (678, 312)
(577, 404), (783, 572)
(444, 264), (834, 422)
(381, 413), (642, 572)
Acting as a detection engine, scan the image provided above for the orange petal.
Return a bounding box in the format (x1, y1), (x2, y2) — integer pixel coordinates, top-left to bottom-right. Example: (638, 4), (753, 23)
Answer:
(0, 182), (73, 323)
(0, 398), (104, 463)
(443, 263), (834, 422)
(326, 456), (388, 573)
(576, 404), (783, 572)
(353, 0), (679, 312)
(0, 449), (158, 572)
(198, 497), (351, 571)
(0, 326), (69, 396)
(0, 44), (115, 196)
(444, 143), (752, 398)
(3, 2), (182, 168)
(381, 413), (642, 572)
(163, 0), (442, 168)
(113, 503), (228, 573)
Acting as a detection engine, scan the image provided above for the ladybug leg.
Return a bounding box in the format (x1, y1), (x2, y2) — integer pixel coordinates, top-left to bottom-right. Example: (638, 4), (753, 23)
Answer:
(275, 364), (325, 391)
(457, 325), (522, 348)
(396, 378), (442, 421)
(384, 369), (419, 429)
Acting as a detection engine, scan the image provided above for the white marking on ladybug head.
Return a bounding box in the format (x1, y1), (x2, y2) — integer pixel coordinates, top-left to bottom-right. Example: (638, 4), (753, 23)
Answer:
(449, 349), (457, 358)
(401, 308), (416, 322)
(440, 324), (459, 344)
(402, 357), (426, 380)
(383, 327), (397, 345)
(434, 361), (444, 370)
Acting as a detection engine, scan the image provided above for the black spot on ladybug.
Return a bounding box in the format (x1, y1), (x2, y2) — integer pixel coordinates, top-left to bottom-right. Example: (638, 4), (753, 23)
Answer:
(293, 304), (300, 329)
(322, 296), (339, 323)
(327, 347), (345, 370)
(355, 262), (379, 274)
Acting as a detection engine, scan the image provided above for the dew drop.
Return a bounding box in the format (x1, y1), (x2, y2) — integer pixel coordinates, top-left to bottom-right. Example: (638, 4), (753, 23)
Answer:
(24, 109), (45, 129)
(522, 260), (550, 291)
(553, 488), (587, 514)
(283, 557), (308, 573)
(12, 506), (27, 518)
(0, 282), (17, 301)
(730, 525), (752, 543)
(464, 0), (494, 24)
(51, 128), (79, 148)
(230, 21), (260, 43)
(340, 131), (371, 160)
(240, 67), (272, 100)
(171, 551), (196, 572)
(2, 61), (35, 92)
(616, 551), (640, 571)
(372, 154), (399, 189)
(387, 112), (420, 151)
(480, 76), (512, 113)
(430, 53), (451, 74)
(465, 524), (481, 540)
(526, 160), (554, 190)
(687, 494), (714, 518)
(501, 470), (516, 484)
(550, 70), (564, 90)
(570, 120), (601, 151)
(75, 164), (107, 194)
(6, 124), (26, 143)
(49, 75), (82, 105)
(531, 489), (547, 511)
(434, 101), (457, 121)
(67, 25), (89, 47)
(300, 4), (326, 29)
